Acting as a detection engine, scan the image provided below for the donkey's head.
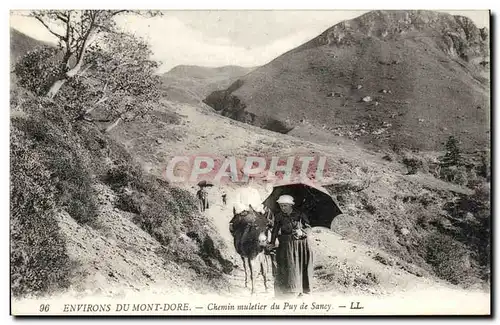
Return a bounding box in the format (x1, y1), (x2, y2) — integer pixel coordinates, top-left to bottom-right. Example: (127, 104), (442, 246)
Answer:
(230, 204), (269, 246)
(249, 205), (271, 247)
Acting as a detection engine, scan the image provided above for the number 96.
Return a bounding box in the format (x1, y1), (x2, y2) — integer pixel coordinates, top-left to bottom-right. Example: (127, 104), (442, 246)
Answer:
(39, 304), (50, 312)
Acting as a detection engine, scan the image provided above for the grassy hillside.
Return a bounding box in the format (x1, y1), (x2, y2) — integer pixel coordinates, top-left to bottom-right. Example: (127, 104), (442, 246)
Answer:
(203, 10), (490, 152)
(10, 86), (233, 298)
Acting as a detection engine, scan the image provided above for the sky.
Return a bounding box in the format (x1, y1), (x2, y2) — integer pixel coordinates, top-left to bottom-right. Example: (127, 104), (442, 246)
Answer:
(9, 10), (490, 73)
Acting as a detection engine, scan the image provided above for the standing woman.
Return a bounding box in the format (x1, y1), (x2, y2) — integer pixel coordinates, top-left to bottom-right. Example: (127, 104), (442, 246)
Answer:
(268, 195), (314, 298)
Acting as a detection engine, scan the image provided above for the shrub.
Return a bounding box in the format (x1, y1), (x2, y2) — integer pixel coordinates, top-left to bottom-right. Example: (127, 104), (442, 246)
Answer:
(13, 46), (61, 96)
(116, 191), (142, 214)
(440, 165), (469, 186)
(104, 163), (144, 192)
(425, 232), (478, 286)
(10, 126), (72, 297)
(454, 166), (469, 186)
(402, 156), (425, 175)
(13, 115), (98, 224)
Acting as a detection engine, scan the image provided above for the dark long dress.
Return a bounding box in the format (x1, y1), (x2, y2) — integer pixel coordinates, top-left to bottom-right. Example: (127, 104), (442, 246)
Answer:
(270, 209), (314, 297)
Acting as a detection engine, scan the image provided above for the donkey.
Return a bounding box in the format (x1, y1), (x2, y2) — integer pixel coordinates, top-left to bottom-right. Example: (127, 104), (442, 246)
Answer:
(229, 205), (273, 294)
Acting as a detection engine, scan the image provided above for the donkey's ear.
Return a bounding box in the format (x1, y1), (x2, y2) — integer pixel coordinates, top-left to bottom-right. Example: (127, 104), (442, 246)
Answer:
(249, 204), (256, 213)
(233, 206), (236, 215)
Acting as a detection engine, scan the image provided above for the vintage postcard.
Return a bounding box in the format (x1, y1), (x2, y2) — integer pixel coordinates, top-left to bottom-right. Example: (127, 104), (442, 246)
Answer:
(9, 9), (491, 316)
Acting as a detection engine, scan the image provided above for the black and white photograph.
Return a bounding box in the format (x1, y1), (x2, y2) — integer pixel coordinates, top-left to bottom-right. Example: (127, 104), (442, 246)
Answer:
(8, 8), (491, 316)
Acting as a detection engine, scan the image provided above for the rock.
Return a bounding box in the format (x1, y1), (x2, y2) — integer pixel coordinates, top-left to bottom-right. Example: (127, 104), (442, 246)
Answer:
(418, 118), (425, 123)
(382, 154), (393, 161)
(400, 227), (410, 236)
(156, 139), (163, 144)
(362, 96), (372, 102)
(328, 92), (343, 98)
(373, 253), (394, 266)
(357, 85), (363, 89)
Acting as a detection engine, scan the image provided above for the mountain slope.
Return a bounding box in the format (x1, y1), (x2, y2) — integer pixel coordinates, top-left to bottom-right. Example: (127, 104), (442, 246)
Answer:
(10, 28), (51, 65)
(203, 10), (490, 151)
(161, 65), (254, 104)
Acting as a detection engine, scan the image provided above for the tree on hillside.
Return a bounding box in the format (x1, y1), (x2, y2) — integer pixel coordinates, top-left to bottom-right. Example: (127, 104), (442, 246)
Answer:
(28, 10), (160, 99)
(14, 10), (161, 132)
(440, 136), (463, 168)
(65, 34), (161, 132)
(439, 136), (467, 184)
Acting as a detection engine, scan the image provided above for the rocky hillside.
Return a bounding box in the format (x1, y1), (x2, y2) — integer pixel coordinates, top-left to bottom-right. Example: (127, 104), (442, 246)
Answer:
(161, 65), (254, 104)
(203, 10), (490, 151)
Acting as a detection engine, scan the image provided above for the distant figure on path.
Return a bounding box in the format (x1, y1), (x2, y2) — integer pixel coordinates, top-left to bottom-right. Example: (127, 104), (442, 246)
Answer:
(222, 191), (227, 205)
(197, 187), (209, 212)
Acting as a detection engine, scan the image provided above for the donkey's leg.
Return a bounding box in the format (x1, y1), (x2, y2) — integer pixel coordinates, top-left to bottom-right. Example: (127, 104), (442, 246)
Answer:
(248, 257), (255, 294)
(241, 255), (248, 288)
(261, 259), (268, 292)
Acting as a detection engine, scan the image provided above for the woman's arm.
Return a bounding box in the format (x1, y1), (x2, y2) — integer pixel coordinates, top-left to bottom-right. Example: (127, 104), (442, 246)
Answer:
(270, 214), (280, 246)
(301, 212), (312, 228)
